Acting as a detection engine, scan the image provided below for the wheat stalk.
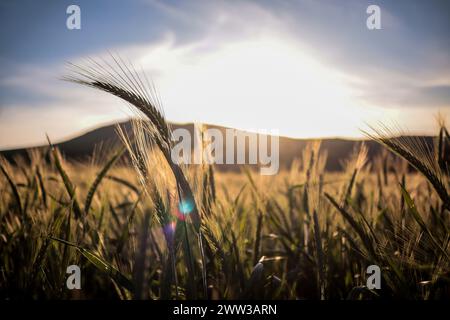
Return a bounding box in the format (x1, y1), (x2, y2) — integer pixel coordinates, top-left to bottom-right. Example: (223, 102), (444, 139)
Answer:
(364, 124), (449, 211)
(63, 56), (201, 230)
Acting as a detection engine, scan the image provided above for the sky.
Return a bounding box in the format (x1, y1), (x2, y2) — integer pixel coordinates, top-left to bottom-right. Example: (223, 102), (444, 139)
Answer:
(0, 0), (449, 150)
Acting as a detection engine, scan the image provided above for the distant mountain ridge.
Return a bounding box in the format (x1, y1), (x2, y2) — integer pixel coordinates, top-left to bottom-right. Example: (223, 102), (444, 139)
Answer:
(0, 120), (435, 172)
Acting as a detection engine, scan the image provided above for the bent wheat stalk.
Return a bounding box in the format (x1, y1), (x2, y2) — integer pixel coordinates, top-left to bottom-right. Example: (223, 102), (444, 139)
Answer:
(63, 56), (201, 230)
(364, 124), (449, 211)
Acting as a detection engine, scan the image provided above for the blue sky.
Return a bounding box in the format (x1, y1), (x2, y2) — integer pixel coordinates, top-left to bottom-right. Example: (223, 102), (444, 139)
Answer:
(0, 0), (449, 149)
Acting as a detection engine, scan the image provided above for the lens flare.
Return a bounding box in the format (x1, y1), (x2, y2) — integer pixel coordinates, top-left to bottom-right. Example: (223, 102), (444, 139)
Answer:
(163, 221), (176, 243)
(178, 200), (194, 215)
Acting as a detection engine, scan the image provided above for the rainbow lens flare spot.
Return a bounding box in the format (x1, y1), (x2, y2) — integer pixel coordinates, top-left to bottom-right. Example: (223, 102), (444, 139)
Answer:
(178, 200), (194, 215)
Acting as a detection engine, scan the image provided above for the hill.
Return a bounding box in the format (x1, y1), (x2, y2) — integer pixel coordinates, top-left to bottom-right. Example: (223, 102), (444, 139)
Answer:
(0, 120), (434, 171)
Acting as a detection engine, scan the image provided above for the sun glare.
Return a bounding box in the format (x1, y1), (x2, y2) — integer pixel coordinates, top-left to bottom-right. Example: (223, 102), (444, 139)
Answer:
(138, 35), (384, 138)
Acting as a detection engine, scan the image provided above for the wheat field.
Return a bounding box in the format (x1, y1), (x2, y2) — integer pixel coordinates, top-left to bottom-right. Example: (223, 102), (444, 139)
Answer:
(0, 60), (449, 300)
